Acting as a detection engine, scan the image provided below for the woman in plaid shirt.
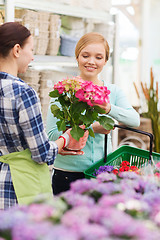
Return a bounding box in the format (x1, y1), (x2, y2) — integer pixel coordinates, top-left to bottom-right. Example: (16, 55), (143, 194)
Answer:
(0, 22), (88, 210)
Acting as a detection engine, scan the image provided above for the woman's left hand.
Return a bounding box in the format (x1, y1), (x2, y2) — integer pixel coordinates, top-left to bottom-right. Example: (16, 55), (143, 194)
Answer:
(92, 122), (111, 134)
(94, 102), (111, 114)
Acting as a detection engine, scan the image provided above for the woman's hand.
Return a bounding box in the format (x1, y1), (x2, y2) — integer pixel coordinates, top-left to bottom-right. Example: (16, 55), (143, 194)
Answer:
(92, 122), (111, 134)
(94, 102), (111, 114)
(59, 149), (85, 156)
(57, 125), (89, 155)
(66, 126), (89, 151)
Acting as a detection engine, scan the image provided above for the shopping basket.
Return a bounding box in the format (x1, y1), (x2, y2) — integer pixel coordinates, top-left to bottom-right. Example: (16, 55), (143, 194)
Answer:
(84, 124), (160, 179)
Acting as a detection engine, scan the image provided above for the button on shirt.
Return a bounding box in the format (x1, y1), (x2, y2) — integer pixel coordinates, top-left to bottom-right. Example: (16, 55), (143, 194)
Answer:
(0, 72), (58, 209)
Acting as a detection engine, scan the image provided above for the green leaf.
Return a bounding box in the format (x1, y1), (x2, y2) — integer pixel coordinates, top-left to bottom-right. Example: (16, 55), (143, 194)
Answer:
(57, 120), (66, 131)
(72, 102), (87, 114)
(79, 114), (93, 126)
(94, 105), (106, 114)
(70, 125), (84, 141)
(98, 116), (114, 130)
(51, 104), (60, 112)
(51, 104), (61, 117)
(88, 128), (95, 138)
(59, 95), (70, 106)
(71, 113), (82, 125)
(91, 111), (98, 120)
(49, 89), (60, 98)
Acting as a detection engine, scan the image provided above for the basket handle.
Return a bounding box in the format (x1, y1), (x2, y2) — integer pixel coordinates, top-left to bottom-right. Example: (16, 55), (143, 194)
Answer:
(104, 124), (154, 164)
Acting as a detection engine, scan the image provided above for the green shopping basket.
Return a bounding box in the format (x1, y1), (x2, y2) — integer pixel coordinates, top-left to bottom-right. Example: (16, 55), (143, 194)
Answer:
(84, 124), (160, 179)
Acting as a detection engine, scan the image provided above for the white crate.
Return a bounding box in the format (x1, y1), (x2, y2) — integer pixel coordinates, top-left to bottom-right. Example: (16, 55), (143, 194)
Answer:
(61, 16), (85, 30)
(35, 37), (49, 55)
(61, 26), (85, 38)
(38, 11), (50, 22)
(46, 37), (60, 56)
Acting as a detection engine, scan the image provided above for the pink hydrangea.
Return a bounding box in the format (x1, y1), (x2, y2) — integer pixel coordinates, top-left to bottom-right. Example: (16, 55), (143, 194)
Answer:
(54, 77), (110, 107)
(54, 81), (65, 94)
(75, 81), (110, 106)
(54, 76), (85, 94)
(50, 76), (114, 141)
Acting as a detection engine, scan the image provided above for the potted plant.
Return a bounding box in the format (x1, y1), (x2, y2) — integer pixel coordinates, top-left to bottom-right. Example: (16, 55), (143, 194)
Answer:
(134, 68), (160, 153)
(49, 76), (114, 141)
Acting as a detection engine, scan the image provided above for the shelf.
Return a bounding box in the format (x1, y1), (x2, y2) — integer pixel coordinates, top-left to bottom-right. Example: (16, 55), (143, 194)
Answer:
(14, 0), (110, 22)
(30, 55), (78, 69)
(1, 0), (116, 82)
(0, 0), (4, 6)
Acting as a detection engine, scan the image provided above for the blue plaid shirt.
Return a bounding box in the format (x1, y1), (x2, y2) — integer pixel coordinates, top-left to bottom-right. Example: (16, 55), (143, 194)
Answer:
(0, 72), (58, 209)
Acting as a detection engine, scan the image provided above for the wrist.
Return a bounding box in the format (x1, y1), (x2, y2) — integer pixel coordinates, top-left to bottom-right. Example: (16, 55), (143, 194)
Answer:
(58, 132), (70, 148)
(106, 104), (111, 114)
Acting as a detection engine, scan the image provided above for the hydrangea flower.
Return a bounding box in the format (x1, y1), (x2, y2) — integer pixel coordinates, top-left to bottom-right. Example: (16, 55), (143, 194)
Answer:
(75, 80), (110, 106)
(49, 77), (114, 141)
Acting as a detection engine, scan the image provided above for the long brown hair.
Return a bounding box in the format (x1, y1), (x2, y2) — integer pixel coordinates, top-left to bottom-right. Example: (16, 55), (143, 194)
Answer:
(75, 32), (110, 61)
(0, 22), (31, 57)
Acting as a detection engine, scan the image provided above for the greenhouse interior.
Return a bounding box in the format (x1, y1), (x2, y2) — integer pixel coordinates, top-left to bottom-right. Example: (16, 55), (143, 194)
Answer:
(0, 0), (160, 239)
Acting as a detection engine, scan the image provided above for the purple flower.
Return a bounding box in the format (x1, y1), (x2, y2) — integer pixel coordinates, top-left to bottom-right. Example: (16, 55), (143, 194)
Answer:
(70, 179), (98, 194)
(61, 206), (91, 227)
(73, 223), (109, 240)
(96, 182), (122, 196)
(93, 165), (114, 176)
(97, 172), (117, 182)
(60, 190), (95, 207)
(12, 222), (52, 240)
(98, 194), (130, 208)
(0, 206), (28, 230)
(118, 171), (140, 180)
(44, 225), (79, 240)
(0, 171), (160, 240)
(133, 178), (157, 194)
(27, 203), (54, 221)
(142, 190), (160, 206)
(150, 203), (160, 226)
(91, 206), (149, 239)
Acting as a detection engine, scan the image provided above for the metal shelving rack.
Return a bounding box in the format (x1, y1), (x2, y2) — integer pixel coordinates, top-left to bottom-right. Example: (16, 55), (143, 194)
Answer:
(1, 0), (116, 69)
(0, 0), (119, 144)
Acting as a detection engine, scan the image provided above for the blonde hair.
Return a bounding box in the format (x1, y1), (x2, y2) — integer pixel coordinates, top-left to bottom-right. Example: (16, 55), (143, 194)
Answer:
(75, 32), (110, 61)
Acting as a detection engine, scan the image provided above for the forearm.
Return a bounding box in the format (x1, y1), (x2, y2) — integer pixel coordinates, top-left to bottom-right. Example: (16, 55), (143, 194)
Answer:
(55, 138), (65, 153)
(92, 121), (111, 134)
(108, 104), (140, 127)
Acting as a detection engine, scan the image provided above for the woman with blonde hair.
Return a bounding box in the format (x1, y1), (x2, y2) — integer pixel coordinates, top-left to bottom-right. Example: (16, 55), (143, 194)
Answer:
(47, 32), (140, 195)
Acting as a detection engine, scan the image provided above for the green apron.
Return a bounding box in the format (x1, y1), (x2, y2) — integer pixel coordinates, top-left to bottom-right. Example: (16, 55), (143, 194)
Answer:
(0, 148), (52, 205)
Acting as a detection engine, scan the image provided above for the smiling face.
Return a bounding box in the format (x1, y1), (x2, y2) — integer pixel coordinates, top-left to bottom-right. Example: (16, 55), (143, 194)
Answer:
(77, 42), (107, 83)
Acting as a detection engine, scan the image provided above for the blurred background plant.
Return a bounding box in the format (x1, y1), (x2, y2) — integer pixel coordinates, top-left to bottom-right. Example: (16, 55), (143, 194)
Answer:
(134, 67), (160, 153)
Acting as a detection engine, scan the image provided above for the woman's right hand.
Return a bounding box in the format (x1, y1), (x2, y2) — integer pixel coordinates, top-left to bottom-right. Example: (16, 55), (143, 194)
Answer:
(59, 149), (85, 155)
(57, 125), (89, 155)
(92, 122), (111, 134)
(65, 126), (89, 151)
